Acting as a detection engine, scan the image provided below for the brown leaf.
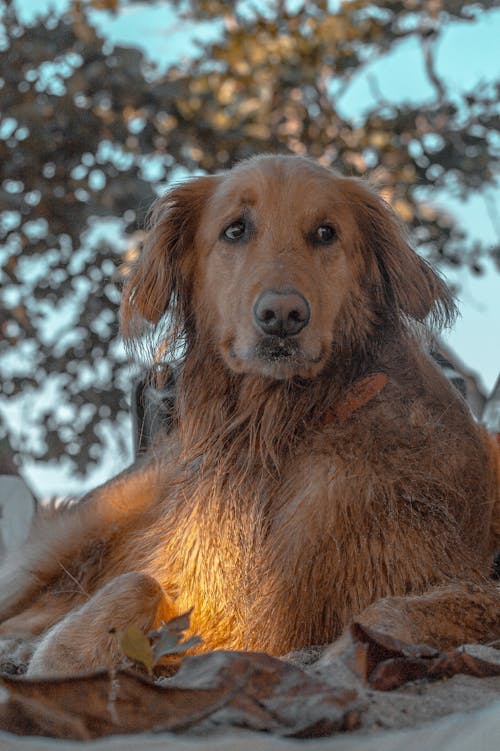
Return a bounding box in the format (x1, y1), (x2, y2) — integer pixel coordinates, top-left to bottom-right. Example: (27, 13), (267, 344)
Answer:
(0, 670), (228, 740)
(350, 622), (438, 680)
(369, 650), (500, 691)
(368, 657), (435, 691)
(350, 625), (500, 691)
(428, 651), (500, 682)
(166, 650), (360, 738)
(0, 651), (361, 740)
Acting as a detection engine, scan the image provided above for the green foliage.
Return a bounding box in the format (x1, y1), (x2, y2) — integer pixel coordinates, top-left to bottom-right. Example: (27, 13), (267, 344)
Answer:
(0, 0), (499, 477)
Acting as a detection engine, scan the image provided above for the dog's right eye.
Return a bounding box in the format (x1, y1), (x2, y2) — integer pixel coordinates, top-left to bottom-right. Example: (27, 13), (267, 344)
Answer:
(222, 220), (247, 242)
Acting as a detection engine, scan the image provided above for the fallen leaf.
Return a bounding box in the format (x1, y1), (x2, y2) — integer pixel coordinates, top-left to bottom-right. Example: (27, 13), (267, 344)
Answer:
(149, 609), (203, 661)
(161, 608), (194, 634)
(350, 624), (500, 690)
(350, 622), (438, 680)
(151, 629), (179, 658)
(0, 670), (223, 740)
(118, 626), (154, 674)
(0, 651), (361, 740)
(156, 635), (203, 658)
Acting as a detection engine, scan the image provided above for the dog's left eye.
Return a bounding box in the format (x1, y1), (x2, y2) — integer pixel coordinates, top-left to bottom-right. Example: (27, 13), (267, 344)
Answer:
(222, 220), (247, 242)
(312, 225), (337, 245)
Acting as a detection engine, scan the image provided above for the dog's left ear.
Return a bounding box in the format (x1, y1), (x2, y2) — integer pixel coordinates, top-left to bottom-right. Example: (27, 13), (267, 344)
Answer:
(343, 179), (456, 327)
(120, 175), (216, 340)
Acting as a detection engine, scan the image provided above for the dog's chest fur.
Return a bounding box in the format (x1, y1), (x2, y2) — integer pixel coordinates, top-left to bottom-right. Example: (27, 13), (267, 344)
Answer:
(144, 435), (455, 653)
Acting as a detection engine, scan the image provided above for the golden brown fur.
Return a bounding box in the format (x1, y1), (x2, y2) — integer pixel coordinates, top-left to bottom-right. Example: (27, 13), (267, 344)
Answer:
(1, 155), (498, 675)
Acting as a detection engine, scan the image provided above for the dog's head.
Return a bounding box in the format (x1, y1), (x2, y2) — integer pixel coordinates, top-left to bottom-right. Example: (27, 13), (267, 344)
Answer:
(122, 155), (455, 380)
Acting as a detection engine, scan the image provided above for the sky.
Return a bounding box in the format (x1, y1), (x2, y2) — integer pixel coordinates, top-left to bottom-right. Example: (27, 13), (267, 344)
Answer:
(6, 0), (500, 495)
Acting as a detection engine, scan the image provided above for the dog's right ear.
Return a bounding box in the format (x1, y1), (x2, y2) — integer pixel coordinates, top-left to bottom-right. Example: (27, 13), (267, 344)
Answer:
(120, 176), (216, 339)
(339, 178), (456, 329)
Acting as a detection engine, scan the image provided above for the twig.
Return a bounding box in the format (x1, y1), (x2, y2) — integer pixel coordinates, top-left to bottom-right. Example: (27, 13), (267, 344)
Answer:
(57, 560), (90, 600)
(421, 36), (446, 101)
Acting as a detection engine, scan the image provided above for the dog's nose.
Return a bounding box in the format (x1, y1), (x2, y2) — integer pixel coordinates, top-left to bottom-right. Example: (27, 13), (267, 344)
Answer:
(253, 289), (310, 337)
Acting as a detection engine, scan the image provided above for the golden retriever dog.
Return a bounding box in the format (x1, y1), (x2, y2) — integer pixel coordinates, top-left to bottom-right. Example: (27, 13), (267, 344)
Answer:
(1, 154), (499, 676)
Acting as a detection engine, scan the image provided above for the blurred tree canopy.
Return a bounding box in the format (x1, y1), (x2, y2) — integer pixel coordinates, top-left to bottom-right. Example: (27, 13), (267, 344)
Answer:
(1, 0), (499, 478)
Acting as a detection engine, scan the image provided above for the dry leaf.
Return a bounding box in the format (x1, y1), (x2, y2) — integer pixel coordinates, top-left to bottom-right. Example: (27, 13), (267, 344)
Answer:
(116, 610), (202, 673)
(350, 623), (500, 691)
(0, 669), (223, 740)
(161, 608), (194, 634)
(0, 651), (361, 740)
(118, 626), (154, 674)
(154, 633), (202, 660)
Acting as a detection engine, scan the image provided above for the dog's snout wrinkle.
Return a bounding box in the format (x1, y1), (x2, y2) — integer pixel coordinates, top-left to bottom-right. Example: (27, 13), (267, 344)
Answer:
(253, 289), (310, 337)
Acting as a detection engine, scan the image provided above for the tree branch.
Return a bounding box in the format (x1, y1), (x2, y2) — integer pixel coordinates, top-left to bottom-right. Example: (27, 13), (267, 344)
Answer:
(421, 36), (446, 101)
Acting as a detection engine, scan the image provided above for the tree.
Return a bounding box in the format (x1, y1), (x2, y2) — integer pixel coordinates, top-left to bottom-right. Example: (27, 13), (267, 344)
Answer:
(1, 0), (499, 480)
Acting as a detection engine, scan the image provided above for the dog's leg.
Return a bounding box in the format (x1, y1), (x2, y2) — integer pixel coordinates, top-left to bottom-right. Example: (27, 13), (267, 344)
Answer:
(0, 460), (167, 627)
(27, 572), (173, 676)
(0, 597), (81, 637)
(347, 581), (500, 650)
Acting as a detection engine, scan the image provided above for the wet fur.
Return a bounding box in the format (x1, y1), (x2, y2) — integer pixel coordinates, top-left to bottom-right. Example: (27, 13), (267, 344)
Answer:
(1, 155), (498, 675)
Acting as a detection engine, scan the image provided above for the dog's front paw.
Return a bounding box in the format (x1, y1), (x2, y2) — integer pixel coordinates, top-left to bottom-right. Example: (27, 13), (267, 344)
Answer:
(27, 572), (173, 677)
(0, 633), (39, 675)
